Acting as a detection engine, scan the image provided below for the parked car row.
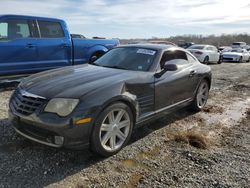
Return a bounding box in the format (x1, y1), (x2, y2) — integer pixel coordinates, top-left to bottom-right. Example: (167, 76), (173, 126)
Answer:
(185, 43), (250, 64)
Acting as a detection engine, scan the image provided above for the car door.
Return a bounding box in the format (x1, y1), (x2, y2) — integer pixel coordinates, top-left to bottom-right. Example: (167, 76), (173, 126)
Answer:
(35, 20), (72, 70)
(206, 46), (215, 61)
(211, 46), (220, 62)
(0, 18), (38, 76)
(154, 50), (199, 111)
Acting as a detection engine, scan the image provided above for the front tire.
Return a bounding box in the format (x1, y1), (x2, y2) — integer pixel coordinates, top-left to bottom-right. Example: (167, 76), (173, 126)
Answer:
(238, 57), (243, 63)
(191, 80), (209, 111)
(90, 102), (134, 157)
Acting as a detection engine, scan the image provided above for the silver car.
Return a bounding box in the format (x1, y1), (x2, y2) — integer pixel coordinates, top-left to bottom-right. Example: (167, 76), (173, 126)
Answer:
(222, 49), (250, 63)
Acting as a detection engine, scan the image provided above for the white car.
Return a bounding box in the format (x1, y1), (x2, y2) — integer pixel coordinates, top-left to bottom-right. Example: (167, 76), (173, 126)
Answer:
(222, 49), (250, 63)
(231, 42), (247, 49)
(187, 44), (221, 64)
(219, 46), (232, 53)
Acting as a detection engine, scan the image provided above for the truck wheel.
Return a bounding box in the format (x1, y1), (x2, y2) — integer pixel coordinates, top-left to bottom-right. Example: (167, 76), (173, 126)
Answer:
(90, 51), (105, 63)
(90, 102), (134, 157)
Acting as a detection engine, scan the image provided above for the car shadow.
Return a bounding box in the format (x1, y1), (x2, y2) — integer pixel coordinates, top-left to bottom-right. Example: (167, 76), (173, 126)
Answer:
(0, 107), (197, 187)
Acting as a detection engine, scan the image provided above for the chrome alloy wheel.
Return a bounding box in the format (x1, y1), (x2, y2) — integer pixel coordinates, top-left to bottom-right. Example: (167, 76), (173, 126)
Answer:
(99, 109), (131, 151)
(196, 82), (209, 108)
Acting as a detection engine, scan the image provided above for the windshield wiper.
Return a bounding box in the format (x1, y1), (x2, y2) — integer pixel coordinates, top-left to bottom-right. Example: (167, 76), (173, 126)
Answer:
(89, 62), (101, 66)
(102, 65), (127, 70)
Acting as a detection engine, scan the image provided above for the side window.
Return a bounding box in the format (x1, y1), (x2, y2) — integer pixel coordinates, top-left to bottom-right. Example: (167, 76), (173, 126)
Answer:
(160, 50), (188, 68)
(0, 22), (8, 40)
(211, 46), (218, 52)
(38, 21), (64, 38)
(207, 47), (213, 51)
(0, 19), (31, 40)
(187, 53), (197, 63)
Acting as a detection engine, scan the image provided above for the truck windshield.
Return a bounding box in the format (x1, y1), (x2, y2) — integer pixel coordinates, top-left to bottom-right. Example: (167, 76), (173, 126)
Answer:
(93, 47), (157, 71)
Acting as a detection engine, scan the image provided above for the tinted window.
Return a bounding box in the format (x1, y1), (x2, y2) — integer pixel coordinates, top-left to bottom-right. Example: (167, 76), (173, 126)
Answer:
(38, 21), (64, 38)
(0, 19), (31, 40)
(93, 47), (157, 71)
(160, 50), (188, 68)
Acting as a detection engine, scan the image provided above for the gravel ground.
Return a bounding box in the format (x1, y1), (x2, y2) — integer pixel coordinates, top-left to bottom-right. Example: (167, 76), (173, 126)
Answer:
(0, 63), (250, 188)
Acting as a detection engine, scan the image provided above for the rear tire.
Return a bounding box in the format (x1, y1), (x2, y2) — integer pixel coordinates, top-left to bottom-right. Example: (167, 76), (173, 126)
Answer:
(203, 56), (209, 64)
(191, 80), (209, 111)
(90, 102), (134, 157)
(217, 56), (222, 64)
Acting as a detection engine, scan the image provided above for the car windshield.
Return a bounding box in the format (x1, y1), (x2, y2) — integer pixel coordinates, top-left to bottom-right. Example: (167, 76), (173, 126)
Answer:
(188, 45), (205, 50)
(92, 47), (157, 71)
(231, 49), (243, 53)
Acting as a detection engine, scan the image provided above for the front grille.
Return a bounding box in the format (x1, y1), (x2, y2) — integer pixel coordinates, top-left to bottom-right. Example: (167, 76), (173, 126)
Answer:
(10, 89), (46, 116)
(13, 122), (56, 144)
(223, 57), (233, 61)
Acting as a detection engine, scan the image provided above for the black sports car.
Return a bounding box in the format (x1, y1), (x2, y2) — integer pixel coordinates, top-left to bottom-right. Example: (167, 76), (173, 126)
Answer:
(9, 44), (211, 156)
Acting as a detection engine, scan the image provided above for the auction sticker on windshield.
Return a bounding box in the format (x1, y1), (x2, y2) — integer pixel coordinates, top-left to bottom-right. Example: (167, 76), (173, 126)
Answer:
(137, 49), (156, 55)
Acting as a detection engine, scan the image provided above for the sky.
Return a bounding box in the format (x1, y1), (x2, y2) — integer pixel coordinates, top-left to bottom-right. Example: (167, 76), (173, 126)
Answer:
(0, 0), (250, 39)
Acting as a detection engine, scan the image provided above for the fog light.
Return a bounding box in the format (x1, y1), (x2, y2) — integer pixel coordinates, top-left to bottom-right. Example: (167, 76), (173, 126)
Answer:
(54, 136), (64, 145)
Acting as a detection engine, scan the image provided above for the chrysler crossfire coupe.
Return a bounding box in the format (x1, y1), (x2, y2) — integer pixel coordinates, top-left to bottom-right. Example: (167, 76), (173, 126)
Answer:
(9, 44), (211, 156)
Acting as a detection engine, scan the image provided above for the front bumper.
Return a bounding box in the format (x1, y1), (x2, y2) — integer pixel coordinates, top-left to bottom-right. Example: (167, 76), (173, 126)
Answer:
(9, 109), (92, 149)
(222, 56), (240, 62)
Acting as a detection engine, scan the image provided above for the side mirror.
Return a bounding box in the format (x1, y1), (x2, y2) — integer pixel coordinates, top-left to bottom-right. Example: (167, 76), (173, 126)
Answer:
(154, 63), (178, 78)
(89, 56), (98, 64)
(163, 63), (178, 71)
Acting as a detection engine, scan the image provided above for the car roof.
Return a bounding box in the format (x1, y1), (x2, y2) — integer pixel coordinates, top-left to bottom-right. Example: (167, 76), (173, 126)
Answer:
(0, 14), (63, 22)
(118, 43), (176, 50)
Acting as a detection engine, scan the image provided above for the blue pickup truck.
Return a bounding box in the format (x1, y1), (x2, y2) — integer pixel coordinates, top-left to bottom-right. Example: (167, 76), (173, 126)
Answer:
(0, 15), (119, 83)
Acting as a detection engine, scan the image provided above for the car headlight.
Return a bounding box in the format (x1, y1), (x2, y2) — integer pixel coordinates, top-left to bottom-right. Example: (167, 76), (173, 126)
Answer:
(44, 98), (79, 117)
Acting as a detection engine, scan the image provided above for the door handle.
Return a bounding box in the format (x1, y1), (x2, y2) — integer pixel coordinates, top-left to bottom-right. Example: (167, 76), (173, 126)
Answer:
(189, 70), (196, 77)
(61, 44), (69, 48)
(26, 44), (36, 48)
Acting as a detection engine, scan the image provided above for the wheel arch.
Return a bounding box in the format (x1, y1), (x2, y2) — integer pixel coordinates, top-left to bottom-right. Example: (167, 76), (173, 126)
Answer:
(87, 45), (108, 62)
(88, 95), (138, 139)
(99, 95), (138, 124)
(203, 76), (211, 89)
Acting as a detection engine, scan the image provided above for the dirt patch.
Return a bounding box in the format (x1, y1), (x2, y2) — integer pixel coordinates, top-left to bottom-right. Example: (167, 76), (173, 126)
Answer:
(171, 131), (209, 149)
(202, 105), (224, 114)
(245, 108), (250, 116)
(121, 173), (143, 188)
(138, 147), (160, 159)
(228, 84), (250, 91)
(121, 159), (138, 169)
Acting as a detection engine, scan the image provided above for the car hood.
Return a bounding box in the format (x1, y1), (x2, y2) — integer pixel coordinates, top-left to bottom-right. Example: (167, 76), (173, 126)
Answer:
(222, 52), (242, 56)
(19, 64), (138, 99)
